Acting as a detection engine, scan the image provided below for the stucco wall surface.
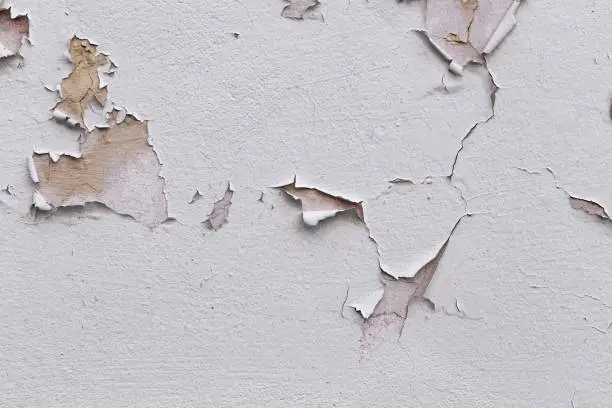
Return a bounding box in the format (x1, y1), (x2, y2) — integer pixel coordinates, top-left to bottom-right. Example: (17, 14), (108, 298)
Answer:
(0, 0), (611, 407)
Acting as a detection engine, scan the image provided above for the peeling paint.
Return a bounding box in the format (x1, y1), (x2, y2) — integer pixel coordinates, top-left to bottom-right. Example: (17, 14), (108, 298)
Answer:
(349, 288), (384, 319)
(0, 6), (28, 64)
(279, 178), (364, 226)
(30, 111), (167, 226)
(569, 198), (610, 220)
(189, 189), (204, 204)
(204, 183), (233, 231)
(359, 218), (462, 359)
(281, 0), (322, 20)
(52, 36), (112, 130)
(364, 178), (465, 279)
(424, 0), (521, 74)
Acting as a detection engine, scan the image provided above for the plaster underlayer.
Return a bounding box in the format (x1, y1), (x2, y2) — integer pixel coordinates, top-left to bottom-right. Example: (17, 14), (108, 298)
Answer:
(0, 0), (611, 407)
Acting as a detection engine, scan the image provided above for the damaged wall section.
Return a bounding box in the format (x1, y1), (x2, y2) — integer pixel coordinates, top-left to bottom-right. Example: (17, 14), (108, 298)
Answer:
(26, 36), (167, 226)
(29, 111), (167, 226)
(0, 6), (28, 68)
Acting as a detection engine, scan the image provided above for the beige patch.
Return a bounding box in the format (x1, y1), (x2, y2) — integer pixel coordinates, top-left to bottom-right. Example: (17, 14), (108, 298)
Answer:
(53, 36), (109, 127)
(32, 112), (167, 226)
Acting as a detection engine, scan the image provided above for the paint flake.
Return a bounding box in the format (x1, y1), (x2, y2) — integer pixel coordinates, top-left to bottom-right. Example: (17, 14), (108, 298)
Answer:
(30, 111), (168, 226)
(425, 0), (521, 74)
(281, 0), (321, 20)
(204, 184), (233, 231)
(280, 180), (364, 226)
(349, 289), (384, 319)
(569, 198), (610, 220)
(0, 7), (28, 61)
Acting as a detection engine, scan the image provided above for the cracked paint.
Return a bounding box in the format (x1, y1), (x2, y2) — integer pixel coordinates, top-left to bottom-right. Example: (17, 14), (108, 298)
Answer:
(425, 0), (521, 74)
(2, 1), (612, 406)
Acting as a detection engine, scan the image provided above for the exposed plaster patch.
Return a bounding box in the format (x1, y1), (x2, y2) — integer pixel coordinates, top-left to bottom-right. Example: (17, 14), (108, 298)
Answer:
(204, 183), (234, 231)
(0, 6), (28, 66)
(279, 178), (364, 226)
(51, 36), (116, 130)
(30, 110), (168, 227)
(424, 0), (521, 75)
(281, 0), (322, 21)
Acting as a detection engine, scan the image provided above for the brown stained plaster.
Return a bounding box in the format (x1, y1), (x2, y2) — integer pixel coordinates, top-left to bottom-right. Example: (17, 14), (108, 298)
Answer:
(279, 179), (364, 226)
(0, 7), (29, 62)
(204, 183), (234, 231)
(52, 36), (110, 128)
(29, 110), (168, 227)
(423, 0), (521, 75)
(281, 0), (322, 21)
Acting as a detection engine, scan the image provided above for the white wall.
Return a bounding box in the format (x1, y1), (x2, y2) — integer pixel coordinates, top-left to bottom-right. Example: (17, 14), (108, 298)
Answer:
(1, 1), (611, 406)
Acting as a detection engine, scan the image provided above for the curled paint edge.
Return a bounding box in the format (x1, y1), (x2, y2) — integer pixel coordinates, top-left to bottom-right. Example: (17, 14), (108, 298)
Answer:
(482, 0), (521, 54)
(426, 38), (464, 75)
(33, 149), (82, 162)
(349, 288), (384, 319)
(27, 156), (39, 182)
(32, 189), (51, 211)
(52, 108), (79, 127)
(302, 209), (340, 226)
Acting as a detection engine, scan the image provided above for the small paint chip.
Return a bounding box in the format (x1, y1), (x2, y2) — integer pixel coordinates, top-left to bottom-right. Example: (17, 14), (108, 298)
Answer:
(204, 184), (233, 231)
(279, 180), (364, 226)
(281, 0), (321, 20)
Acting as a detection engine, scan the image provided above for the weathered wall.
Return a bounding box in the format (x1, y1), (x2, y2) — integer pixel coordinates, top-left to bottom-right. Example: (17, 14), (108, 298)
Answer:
(1, 0), (611, 406)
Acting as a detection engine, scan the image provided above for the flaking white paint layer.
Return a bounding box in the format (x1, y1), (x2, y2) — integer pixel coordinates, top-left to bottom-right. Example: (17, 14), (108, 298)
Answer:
(0, 0), (611, 407)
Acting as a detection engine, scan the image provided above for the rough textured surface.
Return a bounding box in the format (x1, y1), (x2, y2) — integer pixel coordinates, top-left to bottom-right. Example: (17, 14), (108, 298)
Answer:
(1, 1), (611, 407)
